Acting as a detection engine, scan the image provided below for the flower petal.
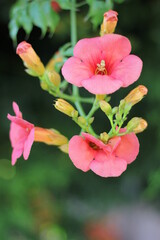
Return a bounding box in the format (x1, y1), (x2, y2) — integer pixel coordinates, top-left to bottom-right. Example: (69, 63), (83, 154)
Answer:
(74, 34), (131, 70)
(23, 128), (34, 160)
(90, 150), (127, 177)
(111, 55), (143, 87)
(82, 75), (122, 94)
(11, 148), (23, 166)
(115, 132), (139, 164)
(9, 122), (27, 148)
(12, 102), (22, 118)
(82, 133), (111, 152)
(62, 57), (92, 87)
(74, 37), (103, 68)
(69, 135), (95, 172)
(7, 114), (34, 130)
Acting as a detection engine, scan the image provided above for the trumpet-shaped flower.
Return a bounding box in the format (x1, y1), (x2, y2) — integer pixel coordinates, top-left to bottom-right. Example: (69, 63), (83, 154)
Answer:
(62, 34), (143, 94)
(7, 102), (34, 165)
(69, 130), (139, 177)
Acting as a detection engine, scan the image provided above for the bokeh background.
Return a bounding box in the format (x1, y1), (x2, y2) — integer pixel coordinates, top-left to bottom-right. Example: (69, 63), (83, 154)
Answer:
(0, 0), (160, 239)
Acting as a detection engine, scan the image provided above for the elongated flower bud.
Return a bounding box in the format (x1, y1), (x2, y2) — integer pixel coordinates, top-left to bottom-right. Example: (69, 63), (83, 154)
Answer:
(127, 117), (148, 133)
(100, 100), (112, 115)
(34, 127), (68, 145)
(133, 118), (148, 134)
(16, 41), (45, 76)
(100, 10), (118, 36)
(48, 70), (61, 87)
(54, 99), (78, 117)
(124, 85), (148, 106)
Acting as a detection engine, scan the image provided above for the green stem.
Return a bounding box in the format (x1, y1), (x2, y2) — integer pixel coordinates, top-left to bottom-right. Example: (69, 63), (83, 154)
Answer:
(86, 99), (99, 120)
(70, 0), (86, 117)
(52, 90), (94, 104)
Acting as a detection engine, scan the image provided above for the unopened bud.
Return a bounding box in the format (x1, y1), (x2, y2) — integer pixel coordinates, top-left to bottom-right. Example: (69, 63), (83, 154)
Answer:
(54, 99), (78, 117)
(133, 118), (148, 134)
(34, 127), (68, 145)
(100, 10), (118, 36)
(78, 116), (86, 125)
(100, 132), (109, 143)
(46, 52), (63, 71)
(88, 117), (94, 124)
(100, 100), (112, 115)
(16, 41), (45, 76)
(48, 70), (61, 87)
(127, 117), (148, 133)
(124, 85), (148, 106)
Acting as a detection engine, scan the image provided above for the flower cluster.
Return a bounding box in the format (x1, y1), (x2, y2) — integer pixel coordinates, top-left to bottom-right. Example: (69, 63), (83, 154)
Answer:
(7, 10), (148, 178)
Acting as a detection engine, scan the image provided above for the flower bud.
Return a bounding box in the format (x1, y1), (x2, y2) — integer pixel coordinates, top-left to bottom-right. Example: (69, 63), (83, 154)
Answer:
(46, 52), (63, 71)
(100, 132), (109, 143)
(100, 100), (112, 115)
(16, 41), (45, 76)
(100, 10), (118, 36)
(124, 85), (148, 106)
(34, 127), (68, 145)
(54, 99), (78, 117)
(47, 70), (61, 87)
(127, 117), (148, 133)
(78, 116), (86, 125)
(133, 118), (148, 134)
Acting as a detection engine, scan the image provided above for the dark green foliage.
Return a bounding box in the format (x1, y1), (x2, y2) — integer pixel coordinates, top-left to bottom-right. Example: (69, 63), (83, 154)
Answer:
(9, 0), (60, 44)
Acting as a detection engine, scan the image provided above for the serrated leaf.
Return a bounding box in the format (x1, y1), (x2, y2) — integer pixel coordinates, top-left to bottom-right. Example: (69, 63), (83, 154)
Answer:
(18, 7), (33, 35)
(8, 18), (19, 44)
(86, 0), (114, 28)
(41, 1), (60, 34)
(29, 0), (48, 37)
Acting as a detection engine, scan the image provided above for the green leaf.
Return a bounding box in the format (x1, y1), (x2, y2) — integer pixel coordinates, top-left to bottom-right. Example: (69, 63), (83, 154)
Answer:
(41, 1), (60, 34)
(29, 0), (48, 37)
(17, 7), (33, 35)
(8, 18), (19, 44)
(56, 0), (72, 10)
(86, 0), (114, 28)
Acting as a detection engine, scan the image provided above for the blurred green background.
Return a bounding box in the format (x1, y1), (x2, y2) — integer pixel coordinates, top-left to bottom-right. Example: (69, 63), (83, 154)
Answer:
(0, 0), (160, 239)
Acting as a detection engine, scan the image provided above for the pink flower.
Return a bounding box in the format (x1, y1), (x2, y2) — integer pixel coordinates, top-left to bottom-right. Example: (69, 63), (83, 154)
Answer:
(62, 34), (143, 94)
(7, 102), (34, 165)
(69, 130), (139, 177)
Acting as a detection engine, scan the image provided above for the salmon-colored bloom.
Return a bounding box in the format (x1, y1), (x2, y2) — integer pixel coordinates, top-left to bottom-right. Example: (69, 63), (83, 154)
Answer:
(62, 34), (143, 94)
(7, 102), (68, 165)
(69, 130), (139, 177)
(7, 102), (35, 165)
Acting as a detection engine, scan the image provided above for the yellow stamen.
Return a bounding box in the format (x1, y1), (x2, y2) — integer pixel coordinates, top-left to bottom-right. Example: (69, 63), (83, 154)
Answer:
(95, 60), (107, 75)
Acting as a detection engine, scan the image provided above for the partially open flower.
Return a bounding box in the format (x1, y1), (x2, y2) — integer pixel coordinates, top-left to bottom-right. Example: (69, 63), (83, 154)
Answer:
(62, 34), (143, 94)
(69, 129), (139, 177)
(7, 102), (35, 165)
(100, 10), (118, 36)
(7, 102), (68, 165)
(16, 41), (45, 76)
